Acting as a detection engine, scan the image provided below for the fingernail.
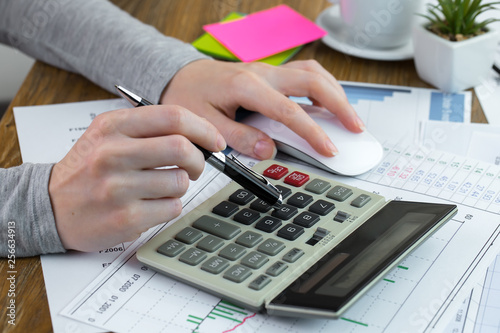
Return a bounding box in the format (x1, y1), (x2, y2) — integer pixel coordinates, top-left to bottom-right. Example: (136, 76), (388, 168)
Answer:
(217, 133), (227, 151)
(326, 139), (338, 156)
(254, 140), (277, 160)
(357, 116), (366, 131)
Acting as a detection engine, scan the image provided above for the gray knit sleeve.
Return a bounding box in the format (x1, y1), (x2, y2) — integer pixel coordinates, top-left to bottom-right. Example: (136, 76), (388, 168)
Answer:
(0, 164), (66, 257)
(0, 0), (211, 103)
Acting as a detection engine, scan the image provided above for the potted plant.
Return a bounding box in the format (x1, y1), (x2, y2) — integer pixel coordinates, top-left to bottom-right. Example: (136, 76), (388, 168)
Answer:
(412, 0), (500, 93)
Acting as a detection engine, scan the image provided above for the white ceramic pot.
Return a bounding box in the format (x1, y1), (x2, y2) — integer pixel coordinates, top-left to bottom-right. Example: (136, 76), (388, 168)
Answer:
(412, 23), (500, 93)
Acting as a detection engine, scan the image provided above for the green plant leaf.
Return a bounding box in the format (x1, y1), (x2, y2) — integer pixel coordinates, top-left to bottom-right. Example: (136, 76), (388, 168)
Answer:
(476, 18), (500, 31)
(428, 7), (444, 23)
(455, 3), (464, 34)
(422, 0), (499, 37)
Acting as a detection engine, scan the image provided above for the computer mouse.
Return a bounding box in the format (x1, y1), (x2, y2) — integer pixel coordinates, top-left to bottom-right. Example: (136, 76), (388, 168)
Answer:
(243, 104), (383, 176)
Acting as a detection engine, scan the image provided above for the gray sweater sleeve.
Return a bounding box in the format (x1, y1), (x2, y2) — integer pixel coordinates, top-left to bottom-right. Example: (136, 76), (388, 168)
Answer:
(0, 0), (211, 103)
(0, 164), (65, 256)
(0, 0), (211, 257)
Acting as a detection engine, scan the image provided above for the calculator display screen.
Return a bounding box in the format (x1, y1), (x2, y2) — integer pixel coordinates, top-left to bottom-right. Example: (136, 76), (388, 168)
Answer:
(269, 201), (457, 315)
(315, 213), (429, 297)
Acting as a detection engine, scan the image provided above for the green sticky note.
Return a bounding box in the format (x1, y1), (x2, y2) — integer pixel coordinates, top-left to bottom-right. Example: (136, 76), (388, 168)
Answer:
(192, 12), (301, 66)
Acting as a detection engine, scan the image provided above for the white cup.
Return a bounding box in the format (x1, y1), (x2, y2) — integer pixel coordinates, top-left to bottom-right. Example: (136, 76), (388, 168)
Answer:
(330, 0), (423, 49)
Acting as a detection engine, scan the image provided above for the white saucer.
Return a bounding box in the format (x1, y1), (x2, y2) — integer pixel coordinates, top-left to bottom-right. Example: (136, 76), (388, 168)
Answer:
(315, 6), (414, 61)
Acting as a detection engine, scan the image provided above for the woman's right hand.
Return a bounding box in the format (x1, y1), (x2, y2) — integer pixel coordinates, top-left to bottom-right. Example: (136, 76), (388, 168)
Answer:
(48, 105), (226, 252)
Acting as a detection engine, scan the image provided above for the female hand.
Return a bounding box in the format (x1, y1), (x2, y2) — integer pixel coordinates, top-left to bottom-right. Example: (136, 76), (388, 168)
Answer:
(49, 105), (226, 252)
(161, 59), (365, 160)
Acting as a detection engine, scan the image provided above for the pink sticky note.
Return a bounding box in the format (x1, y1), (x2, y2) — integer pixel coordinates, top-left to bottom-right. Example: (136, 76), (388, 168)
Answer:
(203, 5), (326, 62)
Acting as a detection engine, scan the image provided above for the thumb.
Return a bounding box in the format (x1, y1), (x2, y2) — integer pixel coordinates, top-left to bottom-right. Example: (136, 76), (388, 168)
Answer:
(214, 115), (277, 160)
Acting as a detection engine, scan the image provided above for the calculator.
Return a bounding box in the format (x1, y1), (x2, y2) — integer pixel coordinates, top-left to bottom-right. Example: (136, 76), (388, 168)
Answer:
(137, 160), (457, 318)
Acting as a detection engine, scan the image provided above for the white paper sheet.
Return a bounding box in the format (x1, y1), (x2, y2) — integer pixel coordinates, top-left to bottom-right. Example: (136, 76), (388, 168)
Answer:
(419, 121), (500, 166)
(12, 81), (474, 332)
(61, 140), (500, 333)
(474, 15), (500, 126)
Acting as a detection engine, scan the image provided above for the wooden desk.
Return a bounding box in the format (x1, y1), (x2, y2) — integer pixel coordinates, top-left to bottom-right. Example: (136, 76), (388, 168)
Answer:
(0, 1), (487, 332)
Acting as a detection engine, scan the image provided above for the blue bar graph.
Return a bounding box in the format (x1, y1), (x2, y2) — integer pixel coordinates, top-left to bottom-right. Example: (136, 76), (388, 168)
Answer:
(429, 92), (465, 122)
(340, 84), (412, 105)
(287, 83), (467, 124)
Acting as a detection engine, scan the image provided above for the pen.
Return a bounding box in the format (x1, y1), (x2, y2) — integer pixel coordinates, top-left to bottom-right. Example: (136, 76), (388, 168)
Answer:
(493, 63), (500, 76)
(115, 85), (283, 208)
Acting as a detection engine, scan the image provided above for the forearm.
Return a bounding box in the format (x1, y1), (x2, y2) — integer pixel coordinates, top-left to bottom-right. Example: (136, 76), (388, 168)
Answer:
(0, 164), (65, 257)
(0, 0), (211, 103)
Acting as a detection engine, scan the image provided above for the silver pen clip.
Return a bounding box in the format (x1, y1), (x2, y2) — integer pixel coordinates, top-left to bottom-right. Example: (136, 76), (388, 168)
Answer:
(230, 155), (283, 204)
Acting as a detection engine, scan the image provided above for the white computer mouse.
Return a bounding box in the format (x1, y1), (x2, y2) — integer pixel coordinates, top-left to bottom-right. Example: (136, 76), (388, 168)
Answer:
(243, 104), (383, 176)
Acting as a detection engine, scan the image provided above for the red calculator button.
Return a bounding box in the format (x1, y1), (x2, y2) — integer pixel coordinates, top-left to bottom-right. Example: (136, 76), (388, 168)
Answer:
(284, 171), (310, 187)
(263, 164), (289, 180)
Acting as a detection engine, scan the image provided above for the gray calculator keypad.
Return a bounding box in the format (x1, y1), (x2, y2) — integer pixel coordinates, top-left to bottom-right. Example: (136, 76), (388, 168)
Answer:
(148, 162), (382, 298)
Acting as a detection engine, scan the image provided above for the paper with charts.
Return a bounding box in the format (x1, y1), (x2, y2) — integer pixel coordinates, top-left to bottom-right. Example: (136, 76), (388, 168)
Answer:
(442, 252), (500, 333)
(57, 85), (499, 332)
(14, 81), (498, 333)
(60, 141), (500, 333)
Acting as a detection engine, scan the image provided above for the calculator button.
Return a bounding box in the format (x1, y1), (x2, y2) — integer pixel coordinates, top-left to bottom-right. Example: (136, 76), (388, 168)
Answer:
(250, 199), (272, 212)
(236, 231), (263, 248)
(175, 227), (203, 244)
(193, 216), (241, 240)
(293, 211), (320, 228)
(257, 239), (285, 256)
(282, 248), (304, 263)
(263, 164), (289, 180)
(309, 200), (336, 216)
(241, 251), (269, 269)
(223, 265), (252, 283)
(334, 211), (351, 223)
(197, 235), (224, 252)
(284, 171), (310, 187)
(229, 189), (255, 205)
(233, 208), (260, 225)
(266, 261), (288, 277)
(277, 224), (305, 240)
(212, 201), (239, 217)
(306, 228), (330, 246)
(275, 185), (292, 199)
(179, 248), (207, 266)
(255, 216), (282, 233)
(287, 192), (313, 208)
(326, 185), (354, 202)
(249, 274), (272, 290)
(351, 194), (372, 208)
(157, 240), (185, 257)
(305, 179), (331, 194)
(272, 204), (298, 220)
(219, 244), (247, 261)
(201, 256), (230, 274)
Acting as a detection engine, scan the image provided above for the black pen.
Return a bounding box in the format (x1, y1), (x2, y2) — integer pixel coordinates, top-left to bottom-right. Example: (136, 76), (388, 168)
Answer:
(493, 63), (500, 76)
(115, 85), (283, 208)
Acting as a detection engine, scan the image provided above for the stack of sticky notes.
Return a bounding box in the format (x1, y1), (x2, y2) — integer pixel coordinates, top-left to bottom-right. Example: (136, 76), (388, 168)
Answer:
(192, 5), (326, 66)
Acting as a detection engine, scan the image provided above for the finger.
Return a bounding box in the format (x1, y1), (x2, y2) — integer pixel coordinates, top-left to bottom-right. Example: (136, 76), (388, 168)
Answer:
(201, 108), (278, 160)
(122, 168), (191, 200)
(94, 105), (226, 152)
(109, 197), (184, 244)
(135, 197), (183, 234)
(231, 75), (338, 157)
(264, 60), (365, 133)
(105, 135), (206, 178)
(281, 60), (346, 98)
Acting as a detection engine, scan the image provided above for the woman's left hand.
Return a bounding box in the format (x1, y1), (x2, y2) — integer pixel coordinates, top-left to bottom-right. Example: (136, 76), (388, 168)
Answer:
(160, 59), (365, 160)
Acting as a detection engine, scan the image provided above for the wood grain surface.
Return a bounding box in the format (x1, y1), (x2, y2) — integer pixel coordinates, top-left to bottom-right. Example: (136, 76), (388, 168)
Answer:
(0, 1), (487, 332)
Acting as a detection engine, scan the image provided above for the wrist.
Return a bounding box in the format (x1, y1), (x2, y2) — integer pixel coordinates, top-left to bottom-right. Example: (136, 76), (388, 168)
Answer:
(160, 59), (214, 105)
